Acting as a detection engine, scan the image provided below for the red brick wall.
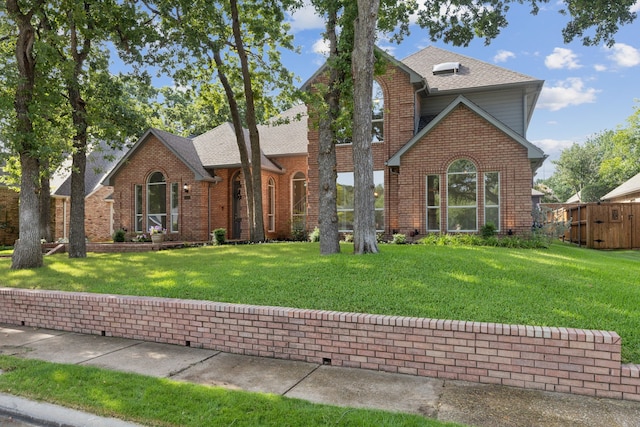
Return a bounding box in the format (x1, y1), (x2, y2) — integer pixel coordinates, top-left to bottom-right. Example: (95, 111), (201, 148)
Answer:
(112, 136), (212, 241)
(0, 186), (19, 246)
(1, 287), (638, 402)
(396, 104), (534, 237)
(53, 187), (115, 242)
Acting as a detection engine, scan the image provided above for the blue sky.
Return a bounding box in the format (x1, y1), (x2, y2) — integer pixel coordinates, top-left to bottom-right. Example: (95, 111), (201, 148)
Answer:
(283, 1), (640, 179)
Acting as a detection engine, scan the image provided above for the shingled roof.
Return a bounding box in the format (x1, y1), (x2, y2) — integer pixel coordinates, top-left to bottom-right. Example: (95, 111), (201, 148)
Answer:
(401, 45), (542, 94)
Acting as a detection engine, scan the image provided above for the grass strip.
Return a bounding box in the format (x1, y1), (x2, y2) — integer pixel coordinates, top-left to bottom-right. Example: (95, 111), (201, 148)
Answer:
(0, 355), (461, 427)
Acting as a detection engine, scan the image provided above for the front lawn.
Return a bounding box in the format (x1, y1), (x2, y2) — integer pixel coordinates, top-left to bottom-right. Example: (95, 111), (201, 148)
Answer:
(1, 242), (639, 362)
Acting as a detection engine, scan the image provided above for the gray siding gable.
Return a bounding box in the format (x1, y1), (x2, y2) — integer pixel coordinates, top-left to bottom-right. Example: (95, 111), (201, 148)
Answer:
(387, 95), (546, 169)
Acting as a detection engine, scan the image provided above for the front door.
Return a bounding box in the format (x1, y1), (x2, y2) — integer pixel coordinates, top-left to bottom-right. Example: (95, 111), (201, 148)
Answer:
(232, 174), (242, 239)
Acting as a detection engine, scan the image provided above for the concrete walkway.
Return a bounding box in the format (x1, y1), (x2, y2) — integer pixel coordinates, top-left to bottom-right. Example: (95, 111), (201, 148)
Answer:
(1, 324), (639, 427)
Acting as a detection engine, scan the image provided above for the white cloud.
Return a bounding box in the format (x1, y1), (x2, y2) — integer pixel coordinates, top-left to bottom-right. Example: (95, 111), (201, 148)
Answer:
(632, 0), (640, 13)
(538, 78), (599, 111)
(287, 2), (325, 33)
(593, 64), (607, 72)
(494, 50), (515, 63)
(545, 47), (582, 70)
(312, 38), (330, 56)
(533, 138), (575, 155)
(606, 43), (640, 68)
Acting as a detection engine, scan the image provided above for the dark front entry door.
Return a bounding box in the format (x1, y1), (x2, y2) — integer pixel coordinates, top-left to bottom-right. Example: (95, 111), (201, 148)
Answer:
(232, 175), (242, 239)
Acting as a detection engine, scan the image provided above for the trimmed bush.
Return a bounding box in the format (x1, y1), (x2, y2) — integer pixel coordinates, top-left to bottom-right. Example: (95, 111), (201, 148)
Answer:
(212, 228), (226, 245)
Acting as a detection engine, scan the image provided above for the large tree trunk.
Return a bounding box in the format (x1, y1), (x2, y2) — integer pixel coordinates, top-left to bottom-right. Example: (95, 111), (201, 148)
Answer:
(212, 47), (255, 240)
(230, 0), (265, 242)
(66, 10), (90, 258)
(9, 0), (44, 269)
(351, 0), (380, 254)
(318, 6), (341, 255)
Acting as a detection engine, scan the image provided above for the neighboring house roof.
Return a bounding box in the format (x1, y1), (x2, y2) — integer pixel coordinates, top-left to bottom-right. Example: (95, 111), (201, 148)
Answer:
(532, 189), (545, 197)
(566, 192), (581, 203)
(54, 142), (126, 198)
(601, 171), (640, 201)
(401, 45), (542, 94)
(386, 95), (547, 169)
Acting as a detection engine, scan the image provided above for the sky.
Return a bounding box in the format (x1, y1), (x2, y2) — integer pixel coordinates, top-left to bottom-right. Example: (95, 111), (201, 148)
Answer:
(281, 1), (640, 180)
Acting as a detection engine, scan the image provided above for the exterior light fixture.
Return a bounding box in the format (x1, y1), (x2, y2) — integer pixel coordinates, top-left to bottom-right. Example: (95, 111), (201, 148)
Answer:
(183, 183), (190, 193)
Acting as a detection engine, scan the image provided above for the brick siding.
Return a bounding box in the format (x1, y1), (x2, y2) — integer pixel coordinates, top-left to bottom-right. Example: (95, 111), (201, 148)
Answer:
(1, 288), (638, 402)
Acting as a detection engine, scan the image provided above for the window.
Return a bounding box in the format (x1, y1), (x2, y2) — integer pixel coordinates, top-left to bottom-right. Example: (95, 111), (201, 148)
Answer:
(337, 170), (384, 232)
(170, 182), (179, 233)
(426, 175), (440, 231)
(147, 172), (166, 232)
(292, 172), (306, 232)
(484, 172), (500, 230)
(134, 184), (143, 232)
(447, 159), (477, 232)
(268, 177), (275, 232)
(372, 80), (384, 142)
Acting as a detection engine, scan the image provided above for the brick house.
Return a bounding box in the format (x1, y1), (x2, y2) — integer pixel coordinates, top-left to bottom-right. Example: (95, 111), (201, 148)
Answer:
(102, 45), (546, 242)
(102, 105), (308, 241)
(306, 46), (546, 238)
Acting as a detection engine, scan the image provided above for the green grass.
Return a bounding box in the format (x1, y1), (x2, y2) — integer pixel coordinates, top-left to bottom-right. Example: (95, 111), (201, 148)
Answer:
(1, 242), (639, 362)
(0, 356), (460, 427)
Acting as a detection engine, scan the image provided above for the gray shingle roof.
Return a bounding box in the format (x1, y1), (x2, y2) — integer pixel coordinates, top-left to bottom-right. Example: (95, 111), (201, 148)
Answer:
(259, 104), (308, 157)
(55, 142), (127, 197)
(401, 46), (542, 93)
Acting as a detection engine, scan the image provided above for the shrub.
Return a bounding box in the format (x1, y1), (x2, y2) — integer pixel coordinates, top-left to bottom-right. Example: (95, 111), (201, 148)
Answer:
(113, 229), (126, 243)
(309, 227), (320, 242)
(212, 228), (226, 245)
(343, 233), (353, 242)
(391, 233), (406, 244)
(480, 222), (497, 238)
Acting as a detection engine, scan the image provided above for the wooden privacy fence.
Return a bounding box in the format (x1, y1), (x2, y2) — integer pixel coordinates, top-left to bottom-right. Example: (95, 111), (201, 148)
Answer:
(545, 203), (640, 250)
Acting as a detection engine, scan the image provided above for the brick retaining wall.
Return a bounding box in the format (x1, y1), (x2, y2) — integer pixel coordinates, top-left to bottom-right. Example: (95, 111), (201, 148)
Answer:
(1, 288), (639, 401)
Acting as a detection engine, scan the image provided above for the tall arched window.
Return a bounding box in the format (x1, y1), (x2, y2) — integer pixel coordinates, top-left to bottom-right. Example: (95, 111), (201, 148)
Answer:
(291, 172), (306, 232)
(372, 80), (384, 142)
(147, 171), (167, 232)
(267, 177), (276, 232)
(447, 159), (477, 232)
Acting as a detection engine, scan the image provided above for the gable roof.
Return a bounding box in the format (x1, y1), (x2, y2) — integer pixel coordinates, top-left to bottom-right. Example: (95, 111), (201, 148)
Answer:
(300, 46), (426, 92)
(601, 171), (640, 201)
(401, 46), (542, 94)
(259, 104), (308, 157)
(103, 128), (215, 186)
(55, 142), (127, 197)
(386, 95), (546, 169)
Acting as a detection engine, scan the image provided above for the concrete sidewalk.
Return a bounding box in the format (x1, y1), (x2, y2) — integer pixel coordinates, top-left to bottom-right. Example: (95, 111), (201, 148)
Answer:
(1, 324), (639, 427)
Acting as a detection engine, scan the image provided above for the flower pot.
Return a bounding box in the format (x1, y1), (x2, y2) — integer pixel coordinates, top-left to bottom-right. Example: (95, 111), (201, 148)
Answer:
(151, 234), (164, 244)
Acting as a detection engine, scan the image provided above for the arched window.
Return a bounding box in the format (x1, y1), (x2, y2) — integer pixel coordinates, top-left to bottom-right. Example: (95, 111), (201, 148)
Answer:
(372, 80), (384, 142)
(267, 177), (276, 232)
(291, 172), (306, 232)
(447, 159), (477, 232)
(147, 171), (167, 232)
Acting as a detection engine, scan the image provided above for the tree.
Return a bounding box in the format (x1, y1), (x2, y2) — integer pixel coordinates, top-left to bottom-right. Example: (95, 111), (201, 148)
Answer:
(146, 0), (298, 242)
(600, 103), (640, 186)
(351, 0), (380, 254)
(3, 0), (47, 269)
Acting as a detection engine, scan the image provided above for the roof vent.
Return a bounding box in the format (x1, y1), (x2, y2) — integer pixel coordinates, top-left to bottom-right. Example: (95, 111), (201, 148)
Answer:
(432, 62), (460, 75)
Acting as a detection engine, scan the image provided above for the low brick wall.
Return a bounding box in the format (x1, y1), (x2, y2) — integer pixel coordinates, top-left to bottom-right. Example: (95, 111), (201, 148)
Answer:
(1, 288), (639, 401)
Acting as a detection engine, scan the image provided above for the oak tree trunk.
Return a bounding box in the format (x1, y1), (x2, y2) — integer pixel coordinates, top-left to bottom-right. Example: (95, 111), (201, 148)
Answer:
(318, 6), (342, 255)
(351, 0), (380, 254)
(9, 0), (44, 269)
